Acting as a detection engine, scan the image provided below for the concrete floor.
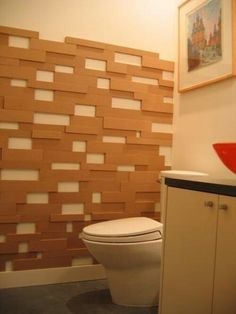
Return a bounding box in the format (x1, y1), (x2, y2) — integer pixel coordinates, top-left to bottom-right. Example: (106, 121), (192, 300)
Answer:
(0, 279), (158, 314)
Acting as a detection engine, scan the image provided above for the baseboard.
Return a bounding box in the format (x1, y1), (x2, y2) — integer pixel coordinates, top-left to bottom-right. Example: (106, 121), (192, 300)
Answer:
(0, 264), (106, 289)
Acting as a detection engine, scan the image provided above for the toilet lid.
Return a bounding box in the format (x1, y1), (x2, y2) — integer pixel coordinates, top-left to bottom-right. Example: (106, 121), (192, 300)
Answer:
(82, 217), (162, 243)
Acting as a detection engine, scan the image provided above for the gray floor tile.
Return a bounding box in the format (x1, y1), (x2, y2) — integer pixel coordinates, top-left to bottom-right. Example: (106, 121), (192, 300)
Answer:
(0, 279), (158, 313)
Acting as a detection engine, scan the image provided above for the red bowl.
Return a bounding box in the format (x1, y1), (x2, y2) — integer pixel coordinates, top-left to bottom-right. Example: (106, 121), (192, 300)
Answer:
(213, 143), (236, 174)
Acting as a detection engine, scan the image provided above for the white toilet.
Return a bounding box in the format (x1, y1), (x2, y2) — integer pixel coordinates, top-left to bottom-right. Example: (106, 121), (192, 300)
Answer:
(82, 217), (163, 307)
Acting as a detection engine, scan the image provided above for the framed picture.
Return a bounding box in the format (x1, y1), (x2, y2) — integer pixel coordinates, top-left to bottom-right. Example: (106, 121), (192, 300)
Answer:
(178, 0), (236, 93)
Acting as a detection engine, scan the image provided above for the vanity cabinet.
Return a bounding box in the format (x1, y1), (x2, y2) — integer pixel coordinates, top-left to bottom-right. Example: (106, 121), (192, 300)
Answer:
(159, 184), (236, 314)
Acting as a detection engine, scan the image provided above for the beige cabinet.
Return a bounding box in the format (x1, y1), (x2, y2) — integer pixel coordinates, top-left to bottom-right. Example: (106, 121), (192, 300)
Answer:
(159, 186), (236, 314)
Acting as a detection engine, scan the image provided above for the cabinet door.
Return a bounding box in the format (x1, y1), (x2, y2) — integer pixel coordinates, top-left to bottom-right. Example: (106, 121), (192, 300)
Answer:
(213, 195), (236, 314)
(159, 187), (218, 314)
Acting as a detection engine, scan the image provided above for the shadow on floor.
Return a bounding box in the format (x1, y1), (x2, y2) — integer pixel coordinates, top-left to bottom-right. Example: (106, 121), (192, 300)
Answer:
(67, 288), (157, 314)
(0, 279), (158, 314)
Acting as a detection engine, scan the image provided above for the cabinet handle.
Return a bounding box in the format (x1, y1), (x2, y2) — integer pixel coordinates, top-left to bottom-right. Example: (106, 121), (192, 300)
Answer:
(204, 201), (214, 208)
(219, 204), (228, 210)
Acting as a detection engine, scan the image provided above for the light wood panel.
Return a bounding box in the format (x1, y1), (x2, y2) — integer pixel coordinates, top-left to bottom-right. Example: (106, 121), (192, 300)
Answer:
(0, 25), (174, 272)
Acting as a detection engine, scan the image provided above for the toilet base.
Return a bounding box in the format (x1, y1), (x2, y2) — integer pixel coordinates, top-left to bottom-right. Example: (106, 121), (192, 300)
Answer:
(106, 266), (160, 307)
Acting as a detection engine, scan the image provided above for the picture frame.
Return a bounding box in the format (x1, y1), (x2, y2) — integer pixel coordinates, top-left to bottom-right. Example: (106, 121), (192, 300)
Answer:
(178, 0), (236, 93)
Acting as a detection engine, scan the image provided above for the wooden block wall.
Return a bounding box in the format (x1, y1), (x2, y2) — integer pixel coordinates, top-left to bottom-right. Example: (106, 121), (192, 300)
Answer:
(0, 26), (174, 272)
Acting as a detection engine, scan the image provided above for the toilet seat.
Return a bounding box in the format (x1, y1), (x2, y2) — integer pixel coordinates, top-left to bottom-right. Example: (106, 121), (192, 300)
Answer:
(82, 217), (162, 243)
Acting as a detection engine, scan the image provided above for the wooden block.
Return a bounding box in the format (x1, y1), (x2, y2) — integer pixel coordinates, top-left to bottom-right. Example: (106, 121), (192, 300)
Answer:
(46, 52), (76, 67)
(76, 48), (110, 61)
(54, 72), (95, 86)
(90, 202), (125, 213)
(129, 171), (159, 183)
(36, 221), (66, 233)
(30, 38), (76, 55)
(0, 191), (26, 203)
(0, 128), (31, 139)
(28, 78), (88, 94)
(127, 136), (159, 147)
(103, 117), (150, 132)
(50, 214), (84, 222)
(0, 180), (57, 192)
(0, 80), (34, 99)
(102, 128), (136, 138)
(0, 109), (33, 123)
(87, 170), (116, 180)
(141, 212), (161, 220)
(32, 129), (62, 140)
(49, 191), (90, 203)
(127, 137), (172, 146)
(0, 25), (39, 38)
(4, 97), (75, 115)
(0, 242), (18, 254)
(142, 100), (173, 114)
(80, 180), (120, 192)
(87, 141), (124, 154)
(136, 192), (160, 201)
(0, 215), (20, 223)
(70, 36), (158, 59)
(43, 150), (85, 163)
(40, 169), (90, 182)
(121, 182), (160, 192)
(0, 223), (16, 234)
(0, 64), (34, 80)
(67, 236), (85, 249)
(92, 212), (133, 221)
(102, 191), (135, 203)
(7, 233), (41, 241)
(111, 78), (148, 93)
(107, 61), (128, 74)
(0, 46), (45, 62)
(0, 33), (9, 46)
(31, 124), (65, 132)
(29, 238), (68, 251)
(0, 159), (42, 169)
(13, 256), (71, 271)
(148, 85), (173, 97)
(32, 138), (72, 151)
(82, 164), (116, 172)
(89, 170), (129, 182)
(66, 116), (103, 135)
(17, 204), (61, 215)
(0, 56), (19, 66)
(19, 214), (50, 222)
(123, 143), (156, 153)
(42, 247), (87, 258)
(134, 201), (155, 212)
(142, 56), (174, 72)
(0, 136), (7, 148)
(97, 106), (143, 120)
(106, 43), (159, 59)
(2, 149), (43, 162)
(0, 203), (16, 215)
(127, 65), (162, 79)
(31, 98), (75, 115)
(65, 36), (106, 50)
(0, 96), (4, 108)
(141, 131), (173, 142)
(159, 79), (174, 88)
(135, 92), (163, 102)
(55, 89), (110, 107)
(106, 151), (158, 165)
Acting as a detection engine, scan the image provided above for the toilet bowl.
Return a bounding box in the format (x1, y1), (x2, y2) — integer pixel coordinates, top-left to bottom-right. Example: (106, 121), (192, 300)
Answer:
(82, 217), (162, 307)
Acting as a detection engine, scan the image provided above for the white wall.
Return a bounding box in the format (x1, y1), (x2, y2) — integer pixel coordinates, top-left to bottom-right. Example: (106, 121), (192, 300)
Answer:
(172, 1), (236, 179)
(172, 79), (236, 179)
(0, 0), (178, 61)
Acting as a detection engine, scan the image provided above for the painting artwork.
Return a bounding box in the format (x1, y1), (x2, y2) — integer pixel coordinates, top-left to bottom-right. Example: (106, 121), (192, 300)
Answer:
(187, 0), (222, 72)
